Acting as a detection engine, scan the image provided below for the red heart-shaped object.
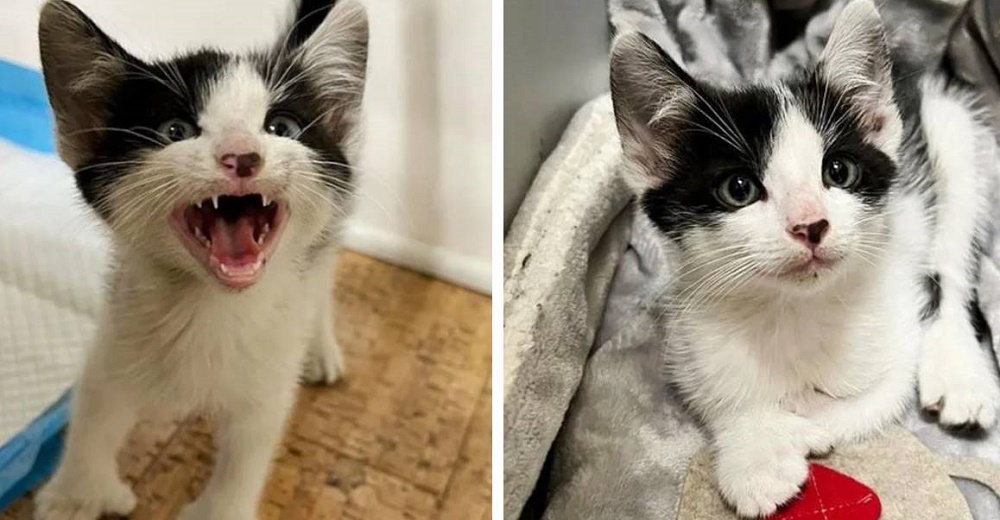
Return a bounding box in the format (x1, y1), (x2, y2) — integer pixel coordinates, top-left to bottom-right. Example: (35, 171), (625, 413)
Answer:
(768, 463), (881, 520)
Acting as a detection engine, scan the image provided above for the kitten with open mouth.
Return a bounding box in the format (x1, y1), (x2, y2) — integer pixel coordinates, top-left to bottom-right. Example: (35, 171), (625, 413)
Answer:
(33, 0), (368, 518)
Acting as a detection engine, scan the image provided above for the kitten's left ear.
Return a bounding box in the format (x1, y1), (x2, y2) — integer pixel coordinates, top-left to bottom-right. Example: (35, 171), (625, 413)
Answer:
(818, 0), (901, 152)
(290, 0), (369, 135)
(38, 0), (140, 169)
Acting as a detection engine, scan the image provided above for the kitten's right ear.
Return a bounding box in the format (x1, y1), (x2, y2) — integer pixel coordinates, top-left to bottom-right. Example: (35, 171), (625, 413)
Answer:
(38, 0), (134, 168)
(610, 32), (695, 191)
(290, 0), (369, 139)
(817, 0), (901, 152)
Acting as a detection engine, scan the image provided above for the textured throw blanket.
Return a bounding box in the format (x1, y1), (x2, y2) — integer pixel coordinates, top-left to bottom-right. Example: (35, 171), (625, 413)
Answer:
(504, 1), (1000, 519)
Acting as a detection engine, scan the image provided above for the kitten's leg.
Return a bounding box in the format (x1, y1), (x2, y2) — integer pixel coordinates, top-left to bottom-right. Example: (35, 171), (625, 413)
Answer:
(300, 292), (344, 385)
(179, 394), (295, 520)
(918, 90), (1000, 429)
(806, 359), (915, 444)
(711, 408), (832, 518)
(34, 372), (139, 520)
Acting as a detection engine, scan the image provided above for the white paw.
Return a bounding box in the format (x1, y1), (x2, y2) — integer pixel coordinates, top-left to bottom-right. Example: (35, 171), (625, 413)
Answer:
(34, 477), (136, 520)
(919, 318), (1000, 429)
(715, 415), (829, 518)
(300, 337), (344, 386)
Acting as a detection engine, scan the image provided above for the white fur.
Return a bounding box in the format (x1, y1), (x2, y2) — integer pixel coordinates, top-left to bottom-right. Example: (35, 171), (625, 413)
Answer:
(35, 42), (357, 520)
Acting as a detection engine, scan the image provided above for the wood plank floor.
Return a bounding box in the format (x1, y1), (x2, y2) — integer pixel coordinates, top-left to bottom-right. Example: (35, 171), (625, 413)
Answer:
(1, 251), (492, 520)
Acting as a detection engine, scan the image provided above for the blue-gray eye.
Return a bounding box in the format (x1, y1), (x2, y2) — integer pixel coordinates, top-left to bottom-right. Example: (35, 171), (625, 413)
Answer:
(823, 156), (860, 189)
(158, 119), (198, 142)
(716, 173), (762, 208)
(265, 115), (302, 138)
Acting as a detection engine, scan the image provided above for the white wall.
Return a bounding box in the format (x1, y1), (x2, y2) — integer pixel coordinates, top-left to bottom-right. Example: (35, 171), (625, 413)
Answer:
(0, 0), (492, 294)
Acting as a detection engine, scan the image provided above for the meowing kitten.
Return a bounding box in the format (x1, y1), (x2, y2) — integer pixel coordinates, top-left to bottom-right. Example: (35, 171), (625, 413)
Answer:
(610, 0), (1000, 517)
(33, 0), (367, 518)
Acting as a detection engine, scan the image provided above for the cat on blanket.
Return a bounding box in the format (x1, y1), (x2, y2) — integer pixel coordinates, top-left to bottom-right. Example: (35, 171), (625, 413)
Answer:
(33, 0), (367, 518)
(609, 0), (1000, 517)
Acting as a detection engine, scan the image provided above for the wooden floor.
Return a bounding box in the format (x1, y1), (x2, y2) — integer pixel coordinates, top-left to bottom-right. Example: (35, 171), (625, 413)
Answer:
(2, 252), (492, 520)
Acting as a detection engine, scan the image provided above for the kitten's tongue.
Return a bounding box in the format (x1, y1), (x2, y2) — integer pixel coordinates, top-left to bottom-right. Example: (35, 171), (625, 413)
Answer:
(209, 215), (261, 266)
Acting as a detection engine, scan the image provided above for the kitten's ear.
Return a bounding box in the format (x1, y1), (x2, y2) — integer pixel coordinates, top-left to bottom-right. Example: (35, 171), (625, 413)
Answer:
(39, 0), (138, 169)
(287, 0), (339, 49)
(610, 32), (696, 191)
(291, 0), (369, 136)
(818, 0), (901, 150)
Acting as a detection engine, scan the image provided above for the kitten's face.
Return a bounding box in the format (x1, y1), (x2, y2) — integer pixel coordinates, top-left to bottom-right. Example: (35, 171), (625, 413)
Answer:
(610, 0), (902, 294)
(38, 0), (367, 290)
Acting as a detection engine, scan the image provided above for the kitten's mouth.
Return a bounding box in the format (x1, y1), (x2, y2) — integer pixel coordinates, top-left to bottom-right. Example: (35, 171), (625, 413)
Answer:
(780, 254), (839, 278)
(170, 193), (287, 290)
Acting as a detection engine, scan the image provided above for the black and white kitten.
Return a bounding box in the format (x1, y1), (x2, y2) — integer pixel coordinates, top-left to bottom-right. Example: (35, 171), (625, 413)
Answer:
(34, 0), (367, 518)
(610, 0), (1000, 516)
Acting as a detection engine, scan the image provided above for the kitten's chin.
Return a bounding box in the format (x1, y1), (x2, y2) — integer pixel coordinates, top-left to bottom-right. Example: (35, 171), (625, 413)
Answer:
(169, 193), (289, 291)
(764, 255), (845, 292)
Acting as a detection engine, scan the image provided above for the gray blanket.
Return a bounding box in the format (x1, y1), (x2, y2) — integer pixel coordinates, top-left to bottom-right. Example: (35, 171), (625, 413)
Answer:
(504, 1), (1000, 519)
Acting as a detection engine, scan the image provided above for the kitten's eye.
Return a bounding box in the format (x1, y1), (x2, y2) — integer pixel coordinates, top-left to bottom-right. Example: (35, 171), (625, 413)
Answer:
(823, 156), (860, 189)
(716, 173), (762, 208)
(158, 119), (198, 142)
(265, 115), (302, 138)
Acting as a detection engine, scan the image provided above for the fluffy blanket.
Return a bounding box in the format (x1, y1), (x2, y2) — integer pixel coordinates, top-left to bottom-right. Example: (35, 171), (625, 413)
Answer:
(504, 1), (1000, 518)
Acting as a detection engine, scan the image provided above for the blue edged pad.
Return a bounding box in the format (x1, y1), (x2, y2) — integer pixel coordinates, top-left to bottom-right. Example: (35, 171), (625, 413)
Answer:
(0, 59), (65, 512)
(0, 392), (71, 511)
(0, 60), (56, 154)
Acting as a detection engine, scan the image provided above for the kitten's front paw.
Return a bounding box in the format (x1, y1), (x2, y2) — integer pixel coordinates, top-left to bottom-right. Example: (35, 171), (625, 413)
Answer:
(715, 416), (828, 517)
(34, 477), (136, 520)
(716, 447), (808, 517)
(919, 319), (1000, 430)
(301, 337), (344, 386)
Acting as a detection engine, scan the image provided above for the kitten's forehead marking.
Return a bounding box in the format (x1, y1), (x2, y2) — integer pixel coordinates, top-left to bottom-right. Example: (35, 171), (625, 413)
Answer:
(766, 104), (825, 192)
(199, 60), (271, 134)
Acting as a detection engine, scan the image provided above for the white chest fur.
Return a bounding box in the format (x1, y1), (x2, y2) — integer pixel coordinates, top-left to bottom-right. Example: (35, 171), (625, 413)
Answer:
(86, 251), (332, 416)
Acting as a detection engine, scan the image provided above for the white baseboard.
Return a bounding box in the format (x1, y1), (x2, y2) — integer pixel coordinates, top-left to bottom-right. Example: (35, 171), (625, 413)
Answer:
(342, 223), (491, 295)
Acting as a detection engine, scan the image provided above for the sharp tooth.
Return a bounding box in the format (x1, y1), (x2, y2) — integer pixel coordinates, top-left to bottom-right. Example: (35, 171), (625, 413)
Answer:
(194, 227), (210, 247)
(194, 200), (202, 209)
(212, 195), (219, 209)
(262, 195), (270, 207)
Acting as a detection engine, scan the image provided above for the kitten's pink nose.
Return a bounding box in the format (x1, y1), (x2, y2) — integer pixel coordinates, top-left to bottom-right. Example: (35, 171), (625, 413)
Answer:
(219, 152), (262, 179)
(789, 219), (830, 248)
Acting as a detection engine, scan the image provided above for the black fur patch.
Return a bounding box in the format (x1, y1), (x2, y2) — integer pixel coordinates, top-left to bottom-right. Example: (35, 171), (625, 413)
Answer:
(641, 86), (782, 239)
(75, 50), (232, 218)
(921, 273), (942, 321)
(251, 53), (352, 190)
(789, 72), (897, 208)
(288, 0), (337, 48)
(968, 292), (992, 346)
